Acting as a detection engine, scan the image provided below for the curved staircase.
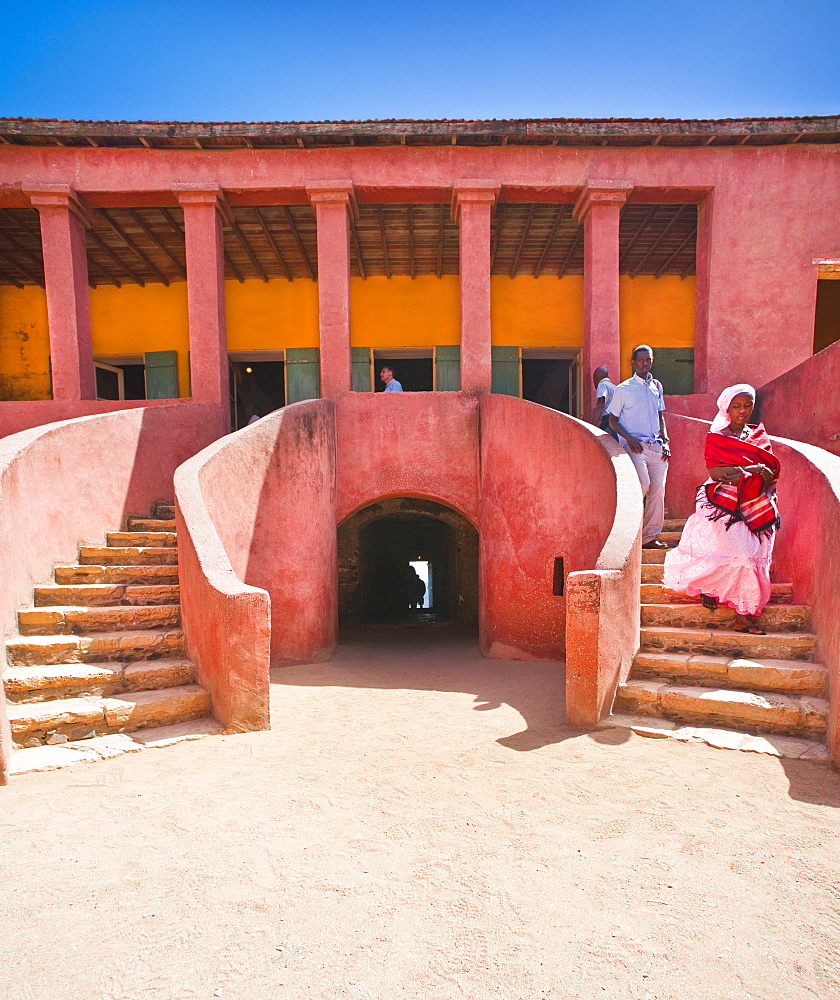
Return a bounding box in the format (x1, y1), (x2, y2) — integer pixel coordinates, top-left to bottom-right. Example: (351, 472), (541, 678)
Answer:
(600, 518), (831, 761)
(5, 502), (222, 776)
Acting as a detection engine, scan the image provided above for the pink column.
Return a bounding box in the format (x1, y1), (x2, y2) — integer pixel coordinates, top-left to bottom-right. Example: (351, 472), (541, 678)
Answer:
(25, 183), (95, 400)
(307, 182), (356, 398)
(574, 181), (633, 415)
(175, 184), (232, 408)
(453, 182), (499, 395)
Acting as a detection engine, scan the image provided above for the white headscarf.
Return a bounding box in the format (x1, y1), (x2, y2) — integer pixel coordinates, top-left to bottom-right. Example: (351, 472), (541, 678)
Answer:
(710, 383), (756, 434)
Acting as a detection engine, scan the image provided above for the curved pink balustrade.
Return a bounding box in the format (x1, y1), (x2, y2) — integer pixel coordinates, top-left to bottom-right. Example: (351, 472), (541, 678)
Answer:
(175, 391), (642, 735)
(666, 413), (840, 765)
(0, 403), (226, 784)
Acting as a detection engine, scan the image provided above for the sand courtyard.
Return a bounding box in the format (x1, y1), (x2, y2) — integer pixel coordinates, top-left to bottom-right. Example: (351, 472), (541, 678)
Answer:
(1, 626), (838, 1000)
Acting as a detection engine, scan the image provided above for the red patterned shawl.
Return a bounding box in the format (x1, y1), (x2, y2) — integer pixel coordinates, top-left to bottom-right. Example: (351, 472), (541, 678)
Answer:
(701, 424), (781, 537)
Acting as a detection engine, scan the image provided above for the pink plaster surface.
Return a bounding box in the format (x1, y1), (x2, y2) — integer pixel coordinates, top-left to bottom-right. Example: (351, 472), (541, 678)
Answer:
(0, 403), (226, 783)
(757, 339), (840, 457)
(478, 394), (634, 667)
(666, 413), (840, 765)
(454, 185), (497, 395)
(4, 143), (838, 392)
(175, 400), (337, 730)
(0, 398), (211, 439)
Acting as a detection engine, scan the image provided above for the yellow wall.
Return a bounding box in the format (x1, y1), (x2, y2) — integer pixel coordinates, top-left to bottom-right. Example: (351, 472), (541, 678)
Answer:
(619, 276), (696, 380)
(0, 273), (696, 400)
(491, 276), (584, 346)
(90, 282), (190, 396)
(350, 276), (460, 346)
(0, 286), (51, 400)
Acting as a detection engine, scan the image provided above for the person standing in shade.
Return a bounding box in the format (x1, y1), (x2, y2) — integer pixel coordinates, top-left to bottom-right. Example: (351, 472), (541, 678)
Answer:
(607, 345), (670, 549)
(380, 367), (403, 392)
(591, 366), (618, 439)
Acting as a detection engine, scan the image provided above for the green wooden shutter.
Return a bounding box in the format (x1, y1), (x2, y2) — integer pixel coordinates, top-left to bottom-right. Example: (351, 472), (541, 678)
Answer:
(435, 345), (460, 391)
(144, 351), (178, 399)
(491, 346), (520, 396)
(286, 347), (320, 403)
(652, 348), (694, 396)
(352, 347), (372, 392)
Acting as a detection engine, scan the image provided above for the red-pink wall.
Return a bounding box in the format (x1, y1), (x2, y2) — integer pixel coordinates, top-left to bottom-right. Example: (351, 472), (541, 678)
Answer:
(479, 395), (618, 660)
(757, 339), (840, 458)
(0, 403), (225, 783)
(665, 413), (840, 764)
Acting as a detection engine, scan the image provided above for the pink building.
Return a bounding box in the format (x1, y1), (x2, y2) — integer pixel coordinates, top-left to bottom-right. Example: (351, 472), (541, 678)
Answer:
(1, 116), (838, 780)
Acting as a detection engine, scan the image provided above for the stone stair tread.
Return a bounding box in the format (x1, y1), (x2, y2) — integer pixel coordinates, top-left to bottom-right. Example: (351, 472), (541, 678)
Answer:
(4, 658), (195, 701)
(641, 549), (668, 564)
(54, 565), (179, 584)
(633, 651), (828, 692)
(597, 713), (830, 760)
(34, 583), (179, 606)
(130, 717), (224, 746)
(640, 582), (793, 604)
(107, 531), (177, 547)
(6, 628), (186, 666)
(79, 546), (178, 566)
(9, 684), (210, 739)
(18, 604), (180, 635)
(127, 517), (176, 531)
(640, 625), (817, 660)
(640, 603), (809, 632)
(616, 679), (828, 734)
(662, 518), (687, 530)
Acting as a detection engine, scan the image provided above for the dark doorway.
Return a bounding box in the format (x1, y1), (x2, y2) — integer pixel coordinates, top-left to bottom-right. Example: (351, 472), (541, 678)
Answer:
(522, 357), (573, 413)
(337, 497), (478, 629)
(814, 279), (840, 354)
(230, 360), (285, 428)
(374, 357), (433, 392)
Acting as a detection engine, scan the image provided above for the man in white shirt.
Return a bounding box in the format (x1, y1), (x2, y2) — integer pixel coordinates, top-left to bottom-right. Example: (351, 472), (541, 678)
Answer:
(607, 345), (670, 549)
(591, 366), (617, 439)
(380, 367), (403, 392)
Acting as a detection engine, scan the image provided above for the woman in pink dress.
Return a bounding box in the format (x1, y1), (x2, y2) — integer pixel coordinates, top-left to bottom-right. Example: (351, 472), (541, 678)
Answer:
(662, 384), (781, 634)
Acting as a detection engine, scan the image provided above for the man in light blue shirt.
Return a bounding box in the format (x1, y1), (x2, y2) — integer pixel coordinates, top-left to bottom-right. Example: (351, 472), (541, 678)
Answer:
(380, 367), (403, 392)
(607, 345), (670, 548)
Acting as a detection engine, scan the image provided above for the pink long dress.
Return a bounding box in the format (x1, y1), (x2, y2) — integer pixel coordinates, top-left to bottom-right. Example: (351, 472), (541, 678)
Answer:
(662, 433), (776, 616)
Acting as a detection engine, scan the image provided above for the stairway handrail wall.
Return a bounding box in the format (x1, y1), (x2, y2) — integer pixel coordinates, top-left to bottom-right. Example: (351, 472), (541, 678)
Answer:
(0, 403), (226, 784)
(665, 412), (840, 765)
(565, 429), (644, 725)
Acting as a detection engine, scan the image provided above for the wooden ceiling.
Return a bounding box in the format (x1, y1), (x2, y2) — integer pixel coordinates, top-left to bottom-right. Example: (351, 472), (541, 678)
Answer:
(0, 203), (698, 287)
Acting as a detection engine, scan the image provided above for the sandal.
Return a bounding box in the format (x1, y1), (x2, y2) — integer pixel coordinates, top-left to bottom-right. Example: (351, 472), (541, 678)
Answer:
(734, 615), (766, 635)
(701, 595), (718, 610)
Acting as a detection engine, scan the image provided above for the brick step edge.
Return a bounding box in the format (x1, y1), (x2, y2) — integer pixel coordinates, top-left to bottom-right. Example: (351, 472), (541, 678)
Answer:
(9, 719), (226, 776)
(597, 713), (829, 761)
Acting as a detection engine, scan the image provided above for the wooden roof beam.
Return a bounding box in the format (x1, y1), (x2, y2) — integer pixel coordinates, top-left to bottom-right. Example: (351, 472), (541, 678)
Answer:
(654, 226), (698, 276)
(619, 206), (659, 266)
(510, 204), (535, 277)
(0, 249), (34, 286)
(490, 205), (505, 269)
(254, 207), (292, 281)
(533, 204), (568, 277)
(436, 203), (445, 278)
(630, 205), (690, 277)
(350, 216), (366, 280)
(129, 210), (187, 278)
(557, 226), (583, 278)
(98, 210), (171, 285)
(408, 204), (416, 279)
(228, 217), (270, 281)
(0, 224), (46, 273)
(378, 205), (391, 279)
(87, 227), (146, 286)
(282, 206), (316, 280)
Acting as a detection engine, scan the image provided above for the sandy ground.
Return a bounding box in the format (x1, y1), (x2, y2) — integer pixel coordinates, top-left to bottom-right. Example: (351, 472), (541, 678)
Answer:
(1, 624), (839, 1000)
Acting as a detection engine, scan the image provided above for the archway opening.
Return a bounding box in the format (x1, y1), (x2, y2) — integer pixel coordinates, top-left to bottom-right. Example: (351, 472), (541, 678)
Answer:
(338, 497), (478, 632)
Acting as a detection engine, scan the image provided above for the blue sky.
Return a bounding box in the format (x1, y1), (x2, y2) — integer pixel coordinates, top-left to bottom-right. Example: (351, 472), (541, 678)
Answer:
(1, 0), (837, 122)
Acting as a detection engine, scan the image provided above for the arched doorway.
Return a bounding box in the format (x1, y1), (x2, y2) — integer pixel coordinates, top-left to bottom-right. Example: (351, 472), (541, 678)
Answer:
(337, 498), (478, 628)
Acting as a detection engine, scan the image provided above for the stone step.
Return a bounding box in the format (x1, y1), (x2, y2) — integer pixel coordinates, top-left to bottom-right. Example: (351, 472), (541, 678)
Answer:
(641, 548), (668, 564)
(107, 531), (177, 548)
(632, 651), (828, 695)
(662, 518), (687, 531)
(640, 625), (817, 661)
(597, 713), (829, 761)
(4, 659), (195, 703)
(54, 564), (179, 585)
(639, 582), (793, 604)
(615, 678), (828, 737)
(8, 684), (210, 743)
(6, 628), (186, 666)
(154, 502), (175, 519)
(641, 602), (809, 632)
(18, 604), (180, 636)
(79, 546), (178, 566)
(641, 564), (665, 583)
(10, 719), (224, 774)
(35, 583), (179, 607)
(126, 517), (176, 532)
(655, 531), (683, 544)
